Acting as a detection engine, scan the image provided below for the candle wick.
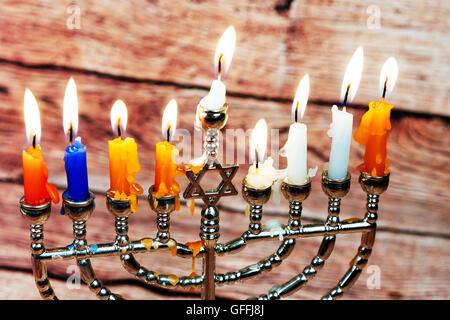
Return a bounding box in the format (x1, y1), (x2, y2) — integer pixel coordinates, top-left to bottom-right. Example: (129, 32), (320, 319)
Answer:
(32, 134), (36, 149)
(255, 150), (259, 169)
(294, 101), (299, 123)
(69, 123), (73, 143)
(117, 120), (121, 138)
(342, 83), (351, 109)
(382, 76), (388, 99)
(217, 53), (223, 80)
(167, 125), (171, 142)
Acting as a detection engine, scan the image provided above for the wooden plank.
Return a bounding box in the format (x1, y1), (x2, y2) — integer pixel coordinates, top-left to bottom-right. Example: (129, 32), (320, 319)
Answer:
(2, 182), (449, 299)
(0, 64), (448, 235)
(0, 1), (448, 115)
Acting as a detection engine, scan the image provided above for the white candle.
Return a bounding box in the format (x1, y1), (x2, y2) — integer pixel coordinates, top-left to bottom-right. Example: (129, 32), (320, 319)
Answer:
(200, 26), (236, 112)
(326, 46), (364, 181)
(284, 122), (308, 184)
(246, 119), (277, 189)
(281, 74), (310, 185)
(246, 157), (277, 189)
(327, 105), (353, 180)
(199, 80), (226, 111)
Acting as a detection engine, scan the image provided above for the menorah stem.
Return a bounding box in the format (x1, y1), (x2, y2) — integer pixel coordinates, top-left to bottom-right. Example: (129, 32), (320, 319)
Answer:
(30, 223), (57, 300)
(249, 204), (263, 235)
(156, 211), (171, 243)
(289, 201), (302, 231)
(20, 198), (58, 300)
(64, 194), (122, 300)
(202, 239), (216, 300)
(322, 173), (389, 300)
(200, 205), (220, 300)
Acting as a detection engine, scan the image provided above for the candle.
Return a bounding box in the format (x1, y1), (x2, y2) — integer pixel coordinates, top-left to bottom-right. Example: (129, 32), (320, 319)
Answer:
(199, 26), (236, 111)
(281, 74), (310, 185)
(108, 100), (143, 212)
(22, 89), (59, 206)
(354, 57), (398, 177)
(154, 99), (185, 198)
(62, 78), (90, 202)
(245, 119), (277, 189)
(327, 47), (363, 181)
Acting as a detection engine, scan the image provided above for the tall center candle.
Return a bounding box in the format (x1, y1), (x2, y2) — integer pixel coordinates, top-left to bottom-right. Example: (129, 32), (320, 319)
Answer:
(199, 26), (236, 112)
(62, 78), (90, 202)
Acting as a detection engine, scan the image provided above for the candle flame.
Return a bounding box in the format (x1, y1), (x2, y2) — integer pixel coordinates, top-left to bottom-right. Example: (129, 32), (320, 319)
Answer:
(214, 26), (236, 79)
(340, 46), (364, 106)
(291, 74), (310, 122)
(110, 99), (128, 138)
(162, 99), (178, 142)
(63, 77), (79, 142)
(24, 89), (41, 147)
(379, 57), (398, 99)
(250, 119), (268, 165)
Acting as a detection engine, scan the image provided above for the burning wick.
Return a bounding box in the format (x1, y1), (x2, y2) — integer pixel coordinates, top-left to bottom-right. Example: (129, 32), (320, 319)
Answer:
(166, 125), (171, 142)
(69, 123), (73, 143)
(382, 77), (388, 99)
(32, 134), (36, 149)
(342, 84), (351, 110)
(217, 53), (223, 81)
(294, 101), (299, 123)
(117, 118), (121, 138)
(255, 150), (259, 169)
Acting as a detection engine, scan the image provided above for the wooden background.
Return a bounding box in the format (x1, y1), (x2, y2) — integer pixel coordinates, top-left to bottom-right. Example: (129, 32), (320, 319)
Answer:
(0, 0), (449, 300)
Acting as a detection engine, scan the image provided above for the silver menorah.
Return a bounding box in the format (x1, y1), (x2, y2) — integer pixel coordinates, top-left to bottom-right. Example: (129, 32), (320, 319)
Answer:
(19, 105), (389, 300)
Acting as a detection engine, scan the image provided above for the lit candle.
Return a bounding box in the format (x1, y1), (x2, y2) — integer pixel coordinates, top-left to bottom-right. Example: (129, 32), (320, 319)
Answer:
(62, 78), (90, 202)
(154, 99), (185, 198)
(354, 57), (398, 177)
(281, 74), (310, 185)
(22, 89), (59, 206)
(108, 100), (143, 212)
(199, 26), (236, 111)
(245, 119), (277, 189)
(327, 47), (364, 181)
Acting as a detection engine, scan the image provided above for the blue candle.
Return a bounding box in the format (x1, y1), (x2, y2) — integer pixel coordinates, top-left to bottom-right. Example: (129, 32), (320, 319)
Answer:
(64, 136), (89, 201)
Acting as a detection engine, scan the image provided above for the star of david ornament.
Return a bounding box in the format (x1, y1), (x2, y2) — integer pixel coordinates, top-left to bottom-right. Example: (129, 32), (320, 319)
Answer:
(183, 160), (239, 206)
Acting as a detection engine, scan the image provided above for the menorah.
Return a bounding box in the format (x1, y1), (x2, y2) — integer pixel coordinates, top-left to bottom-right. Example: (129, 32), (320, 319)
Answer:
(19, 105), (389, 300)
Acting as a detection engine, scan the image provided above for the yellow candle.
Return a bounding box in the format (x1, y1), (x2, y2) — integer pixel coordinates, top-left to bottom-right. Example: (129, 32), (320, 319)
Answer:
(108, 100), (143, 212)
(154, 140), (183, 198)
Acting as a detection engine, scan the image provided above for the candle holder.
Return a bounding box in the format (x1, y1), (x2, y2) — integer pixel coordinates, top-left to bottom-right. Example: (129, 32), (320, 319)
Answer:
(20, 104), (390, 300)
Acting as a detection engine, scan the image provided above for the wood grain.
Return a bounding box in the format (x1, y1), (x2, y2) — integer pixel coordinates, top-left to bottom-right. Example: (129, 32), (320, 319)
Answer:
(0, 0), (448, 115)
(2, 182), (449, 300)
(0, 63), (448, 237)
(0, 1), (448, 299)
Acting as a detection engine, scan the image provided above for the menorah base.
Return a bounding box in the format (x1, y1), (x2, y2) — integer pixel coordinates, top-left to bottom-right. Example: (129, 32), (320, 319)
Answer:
(20, 171), (389, 300)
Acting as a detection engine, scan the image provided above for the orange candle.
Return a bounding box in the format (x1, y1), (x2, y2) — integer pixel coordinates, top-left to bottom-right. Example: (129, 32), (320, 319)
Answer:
(108, 100), (143, 212)
(22, 89), (59, 206)
(154, 99), (185, 198)
(354, 57), (398, 177)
